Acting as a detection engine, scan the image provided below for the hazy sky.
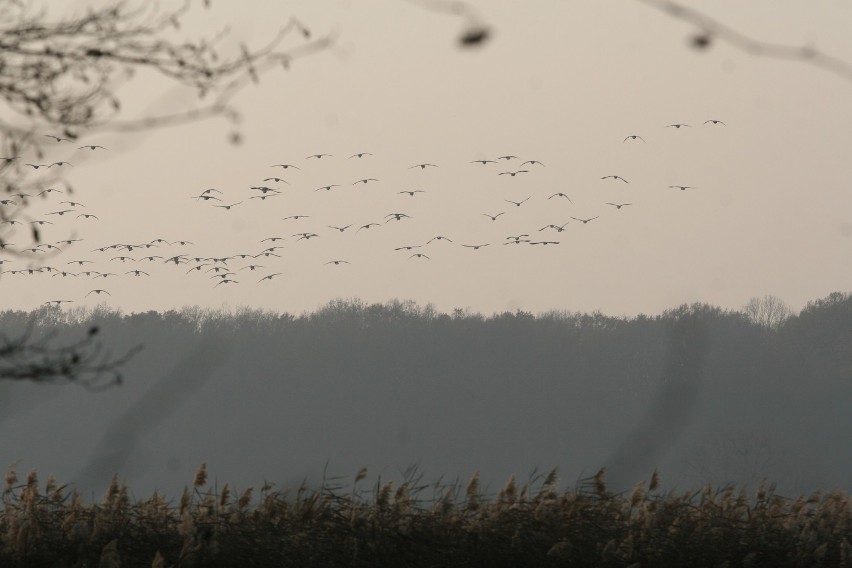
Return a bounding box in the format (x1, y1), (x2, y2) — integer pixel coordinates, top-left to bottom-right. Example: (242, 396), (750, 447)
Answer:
(3, 0), (852, 316)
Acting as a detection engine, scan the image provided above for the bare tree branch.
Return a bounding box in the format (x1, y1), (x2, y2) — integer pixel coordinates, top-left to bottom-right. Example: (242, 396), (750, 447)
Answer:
(638, 0), (852, 84)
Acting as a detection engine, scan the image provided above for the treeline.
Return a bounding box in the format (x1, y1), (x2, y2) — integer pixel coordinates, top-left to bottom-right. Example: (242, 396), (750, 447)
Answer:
(0, 293), (850, 496)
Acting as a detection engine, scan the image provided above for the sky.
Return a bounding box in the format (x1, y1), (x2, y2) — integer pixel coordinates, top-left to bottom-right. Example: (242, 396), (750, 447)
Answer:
(2, 0), (852, 317)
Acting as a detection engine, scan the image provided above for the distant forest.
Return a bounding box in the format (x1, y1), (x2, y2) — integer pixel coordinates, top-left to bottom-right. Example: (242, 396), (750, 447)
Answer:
(1, 292), (851, 495)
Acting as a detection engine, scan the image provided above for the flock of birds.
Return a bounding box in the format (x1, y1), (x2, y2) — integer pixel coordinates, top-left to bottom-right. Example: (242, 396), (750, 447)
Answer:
(0, 122), (726, 306)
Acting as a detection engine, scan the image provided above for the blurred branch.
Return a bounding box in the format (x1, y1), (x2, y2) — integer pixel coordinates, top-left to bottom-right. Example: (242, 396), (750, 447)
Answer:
(0, 317), (141, 390)
(638, 0), (852, 83)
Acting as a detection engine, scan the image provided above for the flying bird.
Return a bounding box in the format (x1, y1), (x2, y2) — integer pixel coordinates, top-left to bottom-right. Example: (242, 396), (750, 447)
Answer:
(353, 178), (379, 185)
(462, 244), (490, 250)
(215, 279), (239, 286)
(497, 155), (518, 160)
(263, 178), (290, 183)
(520, 160), (545, 167)
(409, 163), (438, 169)
(398, 190), (425, 196)
(25, 163), (49, 169)
(306, 154), (332, 159)
(126, 270), (150, 276)
(79, 145), (108, 150)
(349, 152), (373, 158)
(669, 185), (695, 191)
(704, 119), (726, 125)
(470, 159), (497, 165)
(282, 215), (310, 221)
(77, 214), (99, 220)
(258, 273), (282, 282)
(328, 225), (352, 232)
(44, 135), (73, 142)
(483, 212), (505, 221)
(213, 202), (243, 210)
(601, 175), (629, 183)
(86, 289), (111, 297)
(505, 197), (531, 207)
(606, 203), (632, 209)
(548, 193), (573, 202)
(251, 186), (281, 194)
(315, 185), (340, 192)
(540, 223), (569, 232)
(385, 213), (410, 222)
(427, 236), (453, 244)
(49, 161), (72, 167)
(499, 170), (528, 177)
(325, 260), (350, 265)
(665, 124), (691, 129)
(409, 253), (430, 259)
(357, 222), (381, 232)
(571, 216), (599, 224)
(271, 164), (301, 169)
(623, 135), (646, 142)
(38, 188), (63, 196)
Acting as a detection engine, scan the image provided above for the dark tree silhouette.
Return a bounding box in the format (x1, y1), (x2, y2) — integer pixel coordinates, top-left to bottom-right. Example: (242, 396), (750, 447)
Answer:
(0, 1), (329, 384)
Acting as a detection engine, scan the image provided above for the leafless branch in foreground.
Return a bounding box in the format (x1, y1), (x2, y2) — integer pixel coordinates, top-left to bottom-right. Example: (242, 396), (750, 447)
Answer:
(638, 0), (852, 84)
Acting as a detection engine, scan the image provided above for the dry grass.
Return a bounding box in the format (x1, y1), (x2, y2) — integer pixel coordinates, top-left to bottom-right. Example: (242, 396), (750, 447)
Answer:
(1, 465), (851, 567)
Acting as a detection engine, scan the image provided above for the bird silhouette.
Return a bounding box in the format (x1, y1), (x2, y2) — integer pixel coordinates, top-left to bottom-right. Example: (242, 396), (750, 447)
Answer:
(353, 178), (379, 185)
(263, 178), (290, 183)
(497, 155), (518, 160)
(410, 163), (438, 169)
(349, 152), (373, 158)
(86, 289), (111, 297)
(215, 279), (239, 286)
(505, 197), (530, 207)
(213, 202), (243, 210)
(548, 193), (573, 202)
(77, 214), (99, 220)
(126, 270), (150, 276)
(623, 135), (646, 142)
(251, 186), (281, 194)
(462, 244), (490, 249)
(470, 159), (497, 165)
(427, 236), (452, 244)
(357, 223), (381, 232)
(283, 215), (310, 221)
(669, 185), (695, 191)
(704, 119), (726, 125)
(385, 213), (410, 222)
(328, 225), (353, 232)
(499, 170), (528, 177)
(79, 145), (108, 150)
(306, 154), (333, 159)
(315, 185), (340, 192)
(325, 260), (350, 265)
(483, 212), (505, 221)
(409, 253), (430, 259)
(49, 161), (73, 167)
(540, 223), (569, 232)
(258, 273), (282, 282)
(398, 190), (425, 196)
(666, 124), (691, 129)
(605, 203), (632, 209)
(571, 216), (599, 224)
(44, 135), (73, 142)
(25, 163), (49, 169)
(601, 175), (629, 183)
(520, 160), (544, 167)
(271, 164), (301, 169)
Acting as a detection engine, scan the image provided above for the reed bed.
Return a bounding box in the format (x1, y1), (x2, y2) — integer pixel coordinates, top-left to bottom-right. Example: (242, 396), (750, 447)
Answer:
(2, 465), (851, 567)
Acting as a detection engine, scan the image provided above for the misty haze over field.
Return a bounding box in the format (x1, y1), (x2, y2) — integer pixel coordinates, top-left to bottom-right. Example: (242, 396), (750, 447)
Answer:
(1, 1), (851, 513)
(1, 294), (850, 498)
